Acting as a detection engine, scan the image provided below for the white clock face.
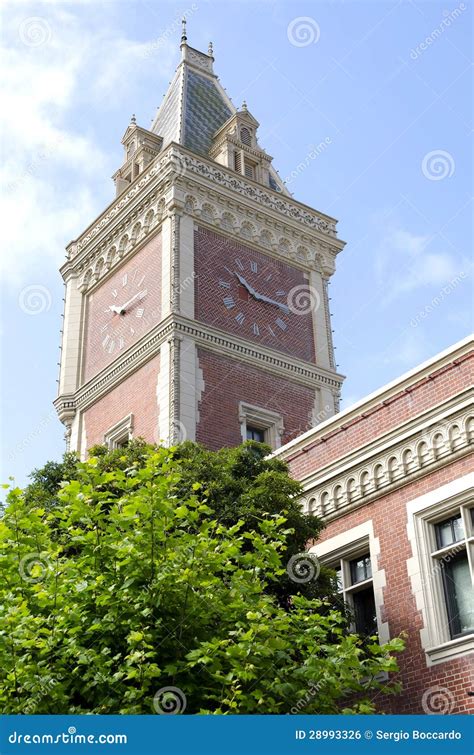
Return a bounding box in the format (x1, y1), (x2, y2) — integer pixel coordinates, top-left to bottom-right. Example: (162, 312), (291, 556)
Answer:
(218, 256), (289, 340)
(100, 269), (150, 355)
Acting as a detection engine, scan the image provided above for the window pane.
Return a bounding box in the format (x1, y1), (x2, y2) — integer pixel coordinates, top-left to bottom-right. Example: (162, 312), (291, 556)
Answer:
(352, 586), (377, 636)
(334, 566), (343, 592)
(246, 426), (265, 443)
(443, 553), (474, 637)
(436, 514), (464, 548)
(350, 555), (372, 584)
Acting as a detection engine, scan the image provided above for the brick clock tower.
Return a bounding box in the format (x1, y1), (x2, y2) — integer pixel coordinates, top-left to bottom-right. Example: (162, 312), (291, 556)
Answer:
(55, 31), (345, 455)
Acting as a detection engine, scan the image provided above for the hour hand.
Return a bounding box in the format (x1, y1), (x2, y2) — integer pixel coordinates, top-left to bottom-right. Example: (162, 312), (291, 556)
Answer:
(234, 272), (257, 297)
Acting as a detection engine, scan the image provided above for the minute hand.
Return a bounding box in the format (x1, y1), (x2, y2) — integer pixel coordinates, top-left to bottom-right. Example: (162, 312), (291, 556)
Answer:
(235, 273), (289, 314)
(253, 291), (289, 314)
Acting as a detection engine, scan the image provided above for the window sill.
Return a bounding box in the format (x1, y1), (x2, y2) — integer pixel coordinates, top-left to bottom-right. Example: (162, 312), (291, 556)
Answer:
(426, 633), (474, 666)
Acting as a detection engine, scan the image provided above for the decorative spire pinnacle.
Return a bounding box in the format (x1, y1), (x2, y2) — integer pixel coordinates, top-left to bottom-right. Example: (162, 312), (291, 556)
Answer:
(242, 100), (248, 111)
(131, 113), (136, 124)
(181, 16), (187, 44)
(208, 41), (213, 57)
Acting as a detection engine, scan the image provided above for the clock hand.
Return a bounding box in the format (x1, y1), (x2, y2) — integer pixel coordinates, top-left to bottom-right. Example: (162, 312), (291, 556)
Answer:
(253, 292), (290, 314)
(234, 272), (289, 314)
(234, 272), (258, 297)
(109, 290), (147, 315)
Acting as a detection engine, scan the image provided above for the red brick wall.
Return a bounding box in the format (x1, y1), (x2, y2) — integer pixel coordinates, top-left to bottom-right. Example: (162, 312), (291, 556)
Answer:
(83, 233), (162, 383)
(194, 227), (316, 363)
(283, 351), (474, 714)
(287, 352), (473, 479)
(196, 349), (316, 450)
(82, 355), (160, 451)
(313, 459), (474, 714)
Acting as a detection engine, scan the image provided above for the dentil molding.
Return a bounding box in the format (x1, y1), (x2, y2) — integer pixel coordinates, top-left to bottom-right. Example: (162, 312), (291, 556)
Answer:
(300, 398), (473, 524)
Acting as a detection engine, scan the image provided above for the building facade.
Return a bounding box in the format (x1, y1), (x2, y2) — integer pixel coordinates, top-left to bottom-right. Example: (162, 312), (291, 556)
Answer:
(54, 33), (345, 455)
(274, 337), (474, 714)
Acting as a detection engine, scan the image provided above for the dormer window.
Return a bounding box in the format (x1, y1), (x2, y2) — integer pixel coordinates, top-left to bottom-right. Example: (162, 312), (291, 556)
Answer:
(244, 159), (256, 180)
(240, 127), (252, 146)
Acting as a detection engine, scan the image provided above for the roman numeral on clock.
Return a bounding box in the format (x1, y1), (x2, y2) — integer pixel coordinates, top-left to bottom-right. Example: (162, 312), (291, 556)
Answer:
(253, 323), (260, 335)
(276, 317), (287, 331)
(235, 312), (245, 325)
(219, 280), (231, 289)
(223, 296), (235, 309)
(235, 258), (244, 271)
(250, 261), (258, 273)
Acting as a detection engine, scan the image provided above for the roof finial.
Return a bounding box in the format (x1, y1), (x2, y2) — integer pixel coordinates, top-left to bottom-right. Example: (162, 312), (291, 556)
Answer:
(242, 100), (248, 111)
(131, 113), (136, 124)
(181, 16), (187, 43)
(208, 41), (213, 57)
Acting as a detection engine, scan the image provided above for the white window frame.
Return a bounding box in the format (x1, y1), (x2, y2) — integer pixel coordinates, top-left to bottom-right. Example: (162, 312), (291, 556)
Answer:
(239, 402), (284, 450)
(309, 520), (389, 643)
(104, 413), (134, 450)
(407, 473), (474, 666)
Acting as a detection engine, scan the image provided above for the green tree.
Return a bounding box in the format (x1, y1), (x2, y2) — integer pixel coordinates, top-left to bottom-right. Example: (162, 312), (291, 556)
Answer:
(0, 446), (403, 714)
(23, 440), (337, 607)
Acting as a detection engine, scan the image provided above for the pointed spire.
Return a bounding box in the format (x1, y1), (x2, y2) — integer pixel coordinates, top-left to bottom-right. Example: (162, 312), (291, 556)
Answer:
(208, 41), (213, 57)
(181, 16), (187, 44)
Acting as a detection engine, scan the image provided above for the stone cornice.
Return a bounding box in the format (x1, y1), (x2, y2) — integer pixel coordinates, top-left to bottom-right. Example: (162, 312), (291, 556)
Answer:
(299, 395), (473, 524)
(274, 339), (474, 460)
(60, 142), (345, 289)
(55, 315), (345, 417)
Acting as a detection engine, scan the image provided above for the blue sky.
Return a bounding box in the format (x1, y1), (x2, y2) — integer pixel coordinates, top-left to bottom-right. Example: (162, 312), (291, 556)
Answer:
(1, 0), (472, 486)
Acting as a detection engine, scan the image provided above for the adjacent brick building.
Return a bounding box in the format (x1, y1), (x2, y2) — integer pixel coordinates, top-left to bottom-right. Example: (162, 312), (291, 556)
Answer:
(274, 337), (474, 714)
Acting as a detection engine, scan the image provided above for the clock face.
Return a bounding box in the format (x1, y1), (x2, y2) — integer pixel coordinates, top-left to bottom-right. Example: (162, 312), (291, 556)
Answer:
(218, 256), (290, 341)
(83, 234), (162, 383)
(195, 229), (316, 363)
(99, 268), (151, 355)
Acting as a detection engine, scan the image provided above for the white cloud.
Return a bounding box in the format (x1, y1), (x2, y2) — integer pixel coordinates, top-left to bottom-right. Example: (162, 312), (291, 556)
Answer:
(374, 221), (460, 303)
(0, 4), (176, 286)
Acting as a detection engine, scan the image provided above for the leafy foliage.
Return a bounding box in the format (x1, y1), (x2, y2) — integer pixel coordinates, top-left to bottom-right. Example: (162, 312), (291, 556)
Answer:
(0, 445), (403, 714)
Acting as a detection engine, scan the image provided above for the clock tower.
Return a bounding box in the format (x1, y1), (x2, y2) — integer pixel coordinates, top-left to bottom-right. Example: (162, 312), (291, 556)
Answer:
(55, 30), (345, 454)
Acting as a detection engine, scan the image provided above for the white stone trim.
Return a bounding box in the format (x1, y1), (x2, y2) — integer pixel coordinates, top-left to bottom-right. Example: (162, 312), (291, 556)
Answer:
(406, 473), (474, 666)
(296, 396), (473, 521)
(104, 413), (133, 449)
(309, 519), (390, 643)
(273, 335), (474, 459)
(239, 402), (284, 449)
